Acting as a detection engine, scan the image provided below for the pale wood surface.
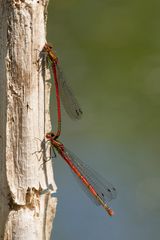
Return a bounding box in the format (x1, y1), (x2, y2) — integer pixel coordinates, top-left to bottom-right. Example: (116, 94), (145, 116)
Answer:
(0, 0), (57, 239)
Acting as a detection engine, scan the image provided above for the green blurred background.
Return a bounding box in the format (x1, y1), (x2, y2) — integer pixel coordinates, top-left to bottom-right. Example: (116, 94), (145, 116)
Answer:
(47, 0), (160, 239)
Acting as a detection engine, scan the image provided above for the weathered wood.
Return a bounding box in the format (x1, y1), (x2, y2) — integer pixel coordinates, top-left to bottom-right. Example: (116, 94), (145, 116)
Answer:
(0, 0), (57, 239)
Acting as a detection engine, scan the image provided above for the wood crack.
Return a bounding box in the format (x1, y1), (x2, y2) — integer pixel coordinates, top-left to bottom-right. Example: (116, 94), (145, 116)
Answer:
(8, 83), (21, 99)
(8, 187), (41, 216)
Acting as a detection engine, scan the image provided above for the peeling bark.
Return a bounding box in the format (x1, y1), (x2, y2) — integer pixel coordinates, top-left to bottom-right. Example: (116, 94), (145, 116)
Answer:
(0, 0), (57, 239)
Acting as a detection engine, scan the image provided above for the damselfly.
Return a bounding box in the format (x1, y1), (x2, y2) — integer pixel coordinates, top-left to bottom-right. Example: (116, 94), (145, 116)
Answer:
(46, 132), (117, 216)
(43, 43), (83, 136)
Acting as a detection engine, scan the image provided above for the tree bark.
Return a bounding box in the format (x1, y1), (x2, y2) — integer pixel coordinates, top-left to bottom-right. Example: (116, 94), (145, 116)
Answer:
(0, 0), (57, 239)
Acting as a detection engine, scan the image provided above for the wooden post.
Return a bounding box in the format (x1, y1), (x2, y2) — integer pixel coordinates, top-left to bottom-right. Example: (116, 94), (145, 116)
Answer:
(0, 0), (57, 239)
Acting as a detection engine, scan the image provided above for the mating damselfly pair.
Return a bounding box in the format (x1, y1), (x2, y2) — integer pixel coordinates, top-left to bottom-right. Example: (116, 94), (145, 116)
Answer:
(43, 43), (117, 216)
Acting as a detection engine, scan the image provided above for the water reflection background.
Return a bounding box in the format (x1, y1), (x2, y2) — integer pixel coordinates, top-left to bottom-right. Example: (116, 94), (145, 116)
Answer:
(48, 1), (160, 239)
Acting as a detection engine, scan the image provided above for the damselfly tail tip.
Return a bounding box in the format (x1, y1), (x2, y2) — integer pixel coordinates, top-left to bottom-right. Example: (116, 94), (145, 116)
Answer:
(107, 208), (115, 216)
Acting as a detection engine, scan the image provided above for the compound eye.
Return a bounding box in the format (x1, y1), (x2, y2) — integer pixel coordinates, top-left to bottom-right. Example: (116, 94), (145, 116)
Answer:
(48, 44), (52, 49)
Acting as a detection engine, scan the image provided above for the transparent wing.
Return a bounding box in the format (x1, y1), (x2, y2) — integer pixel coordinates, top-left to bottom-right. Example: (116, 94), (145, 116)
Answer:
(62, 147), (117, 205)
(56, 63), (83, 120)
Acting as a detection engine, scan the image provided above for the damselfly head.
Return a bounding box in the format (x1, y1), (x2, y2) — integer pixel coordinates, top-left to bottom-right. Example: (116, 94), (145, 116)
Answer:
(43, 43), (52, 52)
(46, 132), (55, 139)
(43, 43), (58, 62)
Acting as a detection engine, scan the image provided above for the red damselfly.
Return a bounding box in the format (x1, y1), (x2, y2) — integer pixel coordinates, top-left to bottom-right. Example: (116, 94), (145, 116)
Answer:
(43, 43), (82, 136)
(46, 132), (117, 216)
